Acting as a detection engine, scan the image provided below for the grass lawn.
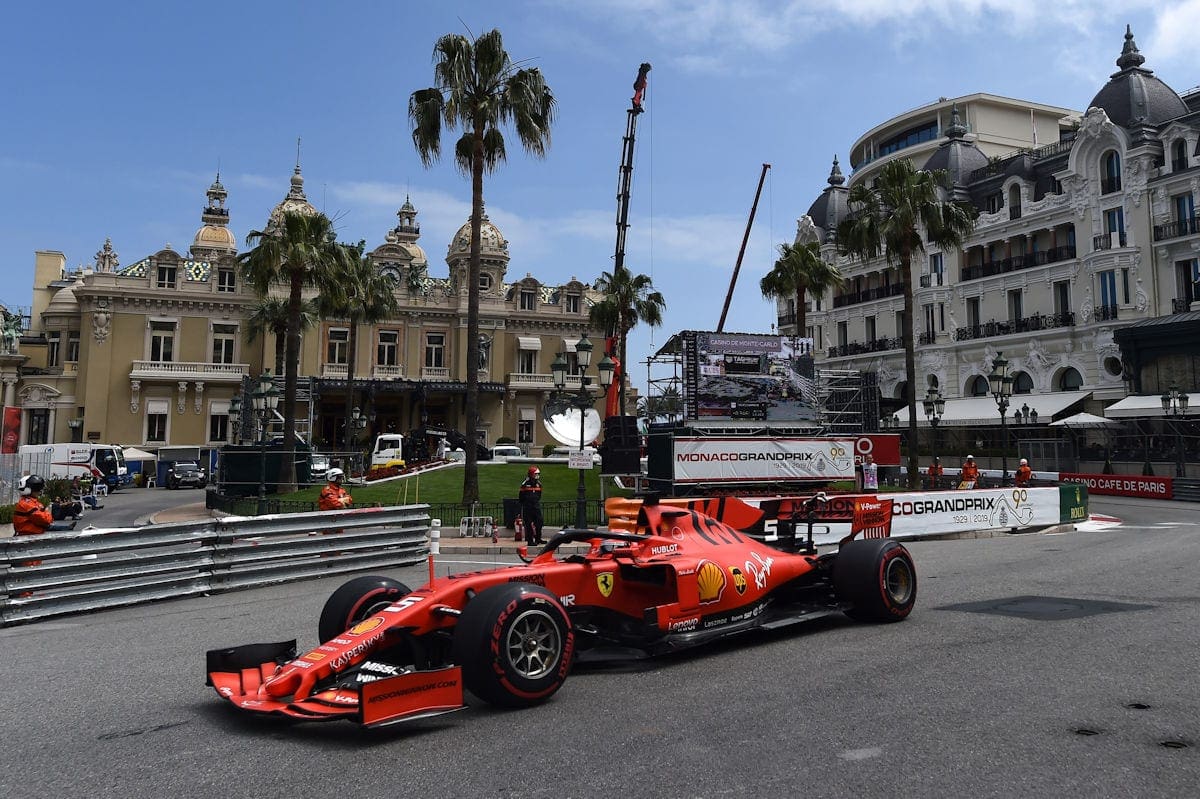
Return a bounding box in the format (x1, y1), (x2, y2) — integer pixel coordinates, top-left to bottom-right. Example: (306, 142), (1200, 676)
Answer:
(287, 462), (625, 507)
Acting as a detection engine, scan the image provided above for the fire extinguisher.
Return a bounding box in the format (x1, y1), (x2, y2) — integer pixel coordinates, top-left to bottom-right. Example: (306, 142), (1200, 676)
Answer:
(491, 518), (498, 543)
(514, 517), (524, 542)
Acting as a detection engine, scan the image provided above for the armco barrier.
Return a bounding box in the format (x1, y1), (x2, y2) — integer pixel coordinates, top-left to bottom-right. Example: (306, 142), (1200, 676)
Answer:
(0, 504), (431, 627)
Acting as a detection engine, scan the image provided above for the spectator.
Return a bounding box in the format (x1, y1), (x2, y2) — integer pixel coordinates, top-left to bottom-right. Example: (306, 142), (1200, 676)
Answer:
(72, 475), (102, 511)
(519, 466), (545, 545)
(959, 455), (980, 489)
(927, 457), (944, 489)
(318, 468), (353, 510)
(862, 454), (879, 491)
(1014, 458), (1033, 487)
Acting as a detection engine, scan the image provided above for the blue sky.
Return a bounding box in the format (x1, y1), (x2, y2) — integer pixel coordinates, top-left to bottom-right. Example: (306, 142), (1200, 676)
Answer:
(3, 0), (1197, 394)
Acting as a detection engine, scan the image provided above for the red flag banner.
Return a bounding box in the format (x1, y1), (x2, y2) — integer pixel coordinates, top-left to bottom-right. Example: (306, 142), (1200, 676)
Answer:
(1, 406), (20, 454)
(850, 497), (894, 540)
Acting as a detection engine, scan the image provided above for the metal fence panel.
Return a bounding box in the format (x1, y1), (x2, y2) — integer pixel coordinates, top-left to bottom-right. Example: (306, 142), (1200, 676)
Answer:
(1, 505), (432, 626)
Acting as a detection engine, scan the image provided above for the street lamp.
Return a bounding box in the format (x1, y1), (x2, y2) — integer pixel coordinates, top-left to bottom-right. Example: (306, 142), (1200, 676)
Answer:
(551, 333), (615, 530)
(923, 387), (944, 485)
(989, 352), (1014, 485)
(228, 394), (242, 443)
(252, 370), (280, 514)
(1162, 384), (1189, 477)
(351, 406), (368, 440)
(67, 417), (83, 444)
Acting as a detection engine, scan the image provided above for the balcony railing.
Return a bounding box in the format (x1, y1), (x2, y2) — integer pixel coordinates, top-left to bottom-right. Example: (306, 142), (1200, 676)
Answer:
(1100, 176), (1122, 194)
(952, 312), (1075, 341)
(322, 363), (348, 378)
(1153, 215), (1200, 241)
(1009, 204), (1022, 220)
(129, 361), (249, 381)
(1173, 297), (1193, 313)
(777, 312), (797, 328)
(420, 366), (450, 381)
(372, 364), (405, 380)
(831, 283), (904, 308)
(918, 331), (937, 345)
(1093, 304), (1119, 322)
(1093, 232), (1127, 250)
(1172, 158), (1189, 172)
(825, 337), (903, 358)
(918, 272), (945, 288)
(960, 246), (1076, 282)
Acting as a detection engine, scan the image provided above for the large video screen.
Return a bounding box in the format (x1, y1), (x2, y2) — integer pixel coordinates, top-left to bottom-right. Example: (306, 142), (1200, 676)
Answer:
(683, 331), (817, 423)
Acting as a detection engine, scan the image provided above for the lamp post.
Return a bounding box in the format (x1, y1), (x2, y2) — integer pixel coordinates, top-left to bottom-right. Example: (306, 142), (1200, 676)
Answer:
(252, 370), (280, 514)
(551, 333), (614, 531)
(923, 387), (944, 485)
(989, 352), (1014, 485)
(1162, 384), (1189, 477)
(67, 417), (83, 444)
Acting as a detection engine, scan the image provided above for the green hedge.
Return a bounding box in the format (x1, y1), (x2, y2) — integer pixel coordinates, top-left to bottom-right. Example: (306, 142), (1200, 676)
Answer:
(0, 504), (12, 524)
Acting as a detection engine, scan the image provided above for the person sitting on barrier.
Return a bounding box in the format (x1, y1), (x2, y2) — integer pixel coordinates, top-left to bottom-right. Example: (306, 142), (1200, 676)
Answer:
(14, 475), (75, 535)
(927, 457), (944, 489)
(959, 455), (980, 489)
(318, 468), (353, 510)
(71, 475), (102, 511)
(519, 466), (545, 546)
(1014, 458), (1033, 487)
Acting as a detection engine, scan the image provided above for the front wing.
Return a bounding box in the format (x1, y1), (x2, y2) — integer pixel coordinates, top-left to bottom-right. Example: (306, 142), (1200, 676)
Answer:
(205, 641), (465, 727)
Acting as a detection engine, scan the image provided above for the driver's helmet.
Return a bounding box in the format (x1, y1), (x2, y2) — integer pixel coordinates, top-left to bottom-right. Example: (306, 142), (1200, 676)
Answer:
(326, 467), (344, 483)
(528, 466), (540, 478)
(20, 474), (45, 496)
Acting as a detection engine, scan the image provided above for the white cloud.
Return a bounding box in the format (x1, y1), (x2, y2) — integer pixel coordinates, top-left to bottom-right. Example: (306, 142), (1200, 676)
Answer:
(1145, 0), (1200, 72)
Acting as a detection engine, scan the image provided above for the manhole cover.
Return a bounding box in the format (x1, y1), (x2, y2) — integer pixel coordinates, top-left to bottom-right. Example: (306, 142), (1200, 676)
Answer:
(937, 595), (1154, 621)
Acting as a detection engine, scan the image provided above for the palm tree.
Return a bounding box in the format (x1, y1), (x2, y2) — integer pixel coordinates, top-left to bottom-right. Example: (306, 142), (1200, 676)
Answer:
(589, 266), (666, 416)
(239, 210), (352, 491)
(637, 384), (682, 422)
(314, 242), (401, 447)
(836, 159), (976, 488)
(760, 240), (843, 342)
(245, 297), (317, 376)
(409, 28), (555, 504)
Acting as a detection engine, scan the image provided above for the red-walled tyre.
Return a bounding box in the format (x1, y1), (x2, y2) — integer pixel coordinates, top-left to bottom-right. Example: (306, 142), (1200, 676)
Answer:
(833, 539), (917, 622)
(452, 583), (574, 708)
(318, 575), (411, 643)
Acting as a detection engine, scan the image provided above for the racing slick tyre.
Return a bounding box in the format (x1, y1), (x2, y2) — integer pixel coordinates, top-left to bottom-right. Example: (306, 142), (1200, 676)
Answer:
(318, 575), (412, 643)
(833, 539), (916, 623)
(452, 583), (574, 709)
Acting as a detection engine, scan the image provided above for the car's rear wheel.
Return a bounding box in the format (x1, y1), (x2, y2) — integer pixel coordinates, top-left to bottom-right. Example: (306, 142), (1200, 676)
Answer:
(452, 583), (573, 708)
(833, 539), (916, 622)
(318, 575), (411, 643)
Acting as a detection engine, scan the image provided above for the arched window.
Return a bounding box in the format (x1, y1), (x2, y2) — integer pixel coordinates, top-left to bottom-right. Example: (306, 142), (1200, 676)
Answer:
(1102, 151), (1122, 194)
(1013, 371), (1034, 394)
(1057, 367), (1083, 391)
(895, 381), (909, 400)
(967, 375), (989, 397)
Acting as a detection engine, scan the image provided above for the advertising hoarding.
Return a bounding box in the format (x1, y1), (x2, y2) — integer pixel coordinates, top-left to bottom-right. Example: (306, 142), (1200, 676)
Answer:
(687, 332), (817, 423)
(1058, 473), (1172, 500)
(671, 437), (856, 484)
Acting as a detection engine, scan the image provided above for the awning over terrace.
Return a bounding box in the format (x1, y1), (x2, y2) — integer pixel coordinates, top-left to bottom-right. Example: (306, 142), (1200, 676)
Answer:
(893, 391), (1090, 428)
(1104, 392), (1198, 418)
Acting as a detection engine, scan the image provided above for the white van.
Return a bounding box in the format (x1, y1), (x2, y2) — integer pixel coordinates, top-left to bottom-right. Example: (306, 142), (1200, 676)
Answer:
(18, 443), (130, 487)
(369, 434), (405, 469)
(490, 444), (524, 461)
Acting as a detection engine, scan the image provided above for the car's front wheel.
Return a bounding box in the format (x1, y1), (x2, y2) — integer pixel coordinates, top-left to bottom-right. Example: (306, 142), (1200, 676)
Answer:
(318, 575), (412, 643)
(833, 538), (917, 622)
(452, 583), (573, 708)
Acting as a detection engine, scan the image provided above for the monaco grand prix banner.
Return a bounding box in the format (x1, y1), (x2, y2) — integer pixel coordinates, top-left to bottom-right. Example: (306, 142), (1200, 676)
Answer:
(740, 486), (1063, 545)
(672, 437), (856, 484)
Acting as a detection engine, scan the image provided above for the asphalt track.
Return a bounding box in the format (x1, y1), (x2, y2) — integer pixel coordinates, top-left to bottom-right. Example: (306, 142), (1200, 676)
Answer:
(1, 495), (1197, 798)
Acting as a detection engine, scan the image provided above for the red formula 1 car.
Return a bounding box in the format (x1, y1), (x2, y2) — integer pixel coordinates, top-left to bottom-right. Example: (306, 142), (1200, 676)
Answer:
(205, 494), (916, 728)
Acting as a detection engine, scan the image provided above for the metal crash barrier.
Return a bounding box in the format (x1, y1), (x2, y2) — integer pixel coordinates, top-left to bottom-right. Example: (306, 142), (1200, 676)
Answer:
(0, 505), (432, 627)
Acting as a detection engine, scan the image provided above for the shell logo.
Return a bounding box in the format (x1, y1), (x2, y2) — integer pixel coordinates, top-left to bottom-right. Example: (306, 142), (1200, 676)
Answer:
(347, 616), (385, 636)
(697, 560), (727, 604)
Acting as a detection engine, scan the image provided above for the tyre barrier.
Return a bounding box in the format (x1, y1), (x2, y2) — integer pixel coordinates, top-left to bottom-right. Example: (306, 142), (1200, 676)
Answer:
(0, 504), (432, 627)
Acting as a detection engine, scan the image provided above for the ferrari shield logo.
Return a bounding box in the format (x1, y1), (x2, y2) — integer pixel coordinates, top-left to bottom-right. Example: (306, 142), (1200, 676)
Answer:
(596, 572), (614, 597)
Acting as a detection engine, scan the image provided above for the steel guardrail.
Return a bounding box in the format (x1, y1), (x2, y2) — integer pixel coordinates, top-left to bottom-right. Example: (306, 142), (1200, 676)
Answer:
(0, 505), (431, 626)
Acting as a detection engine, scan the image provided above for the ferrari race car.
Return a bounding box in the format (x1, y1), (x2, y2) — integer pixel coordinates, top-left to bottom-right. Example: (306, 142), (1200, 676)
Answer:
(205, 493), (916, 728)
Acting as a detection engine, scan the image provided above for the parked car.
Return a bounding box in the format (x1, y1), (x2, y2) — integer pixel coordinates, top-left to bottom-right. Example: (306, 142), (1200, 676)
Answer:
(490, 444), (524, 461)
(166, 461), (206, 489)
(309, 453), (330, 482)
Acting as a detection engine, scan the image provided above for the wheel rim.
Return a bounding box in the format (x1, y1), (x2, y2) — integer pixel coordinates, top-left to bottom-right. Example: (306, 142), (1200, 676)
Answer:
(505, 608), (561, 679)
(884, 557), (914, 604)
